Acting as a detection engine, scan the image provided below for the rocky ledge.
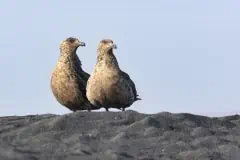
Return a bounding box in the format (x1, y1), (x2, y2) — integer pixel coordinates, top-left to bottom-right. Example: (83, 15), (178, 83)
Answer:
(0, 110), (239, 160)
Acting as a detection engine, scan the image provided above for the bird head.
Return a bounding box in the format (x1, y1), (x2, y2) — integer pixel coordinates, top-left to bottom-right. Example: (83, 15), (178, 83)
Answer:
(97, 39), (117, 53)
(60, 37), (85, 53)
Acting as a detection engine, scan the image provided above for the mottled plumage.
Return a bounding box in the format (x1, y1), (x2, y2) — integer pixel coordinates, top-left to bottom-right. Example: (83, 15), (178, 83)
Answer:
(86, 39), (141, 112)
(51, 37), (99, 112)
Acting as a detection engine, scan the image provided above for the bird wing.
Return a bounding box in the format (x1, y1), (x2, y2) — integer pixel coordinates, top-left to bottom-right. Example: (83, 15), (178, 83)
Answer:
(70, 56), (90, 102)
(120, 71), (141, 101)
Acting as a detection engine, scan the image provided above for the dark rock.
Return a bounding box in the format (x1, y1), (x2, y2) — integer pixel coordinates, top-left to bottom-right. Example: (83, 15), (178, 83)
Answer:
(0, 110), (239, 160)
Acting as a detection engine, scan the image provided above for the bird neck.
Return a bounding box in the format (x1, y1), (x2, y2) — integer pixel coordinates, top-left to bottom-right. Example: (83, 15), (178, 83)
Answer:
(59, 49), (82, 67)
(97, 49), (119, 68)
(60, 47), (76, 57)
(60, 46), (77, 56)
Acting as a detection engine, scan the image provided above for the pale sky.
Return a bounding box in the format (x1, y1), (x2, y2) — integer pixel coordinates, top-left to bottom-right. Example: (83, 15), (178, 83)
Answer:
(0, 1), (239, 117)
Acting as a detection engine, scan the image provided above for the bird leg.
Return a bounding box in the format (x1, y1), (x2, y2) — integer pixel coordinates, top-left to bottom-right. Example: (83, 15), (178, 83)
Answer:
(122, 108), (125, 111)
(105, 108), (109, 112)
(87, 106), (92, 112)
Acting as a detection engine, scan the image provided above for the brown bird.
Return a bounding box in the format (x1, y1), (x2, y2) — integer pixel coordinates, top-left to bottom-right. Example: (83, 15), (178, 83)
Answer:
(51, 37), (99, 112)
(86, 39), (141, 112)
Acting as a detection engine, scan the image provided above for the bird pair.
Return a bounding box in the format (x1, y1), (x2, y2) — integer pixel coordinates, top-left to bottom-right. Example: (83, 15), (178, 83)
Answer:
(51, 37), (141, 112)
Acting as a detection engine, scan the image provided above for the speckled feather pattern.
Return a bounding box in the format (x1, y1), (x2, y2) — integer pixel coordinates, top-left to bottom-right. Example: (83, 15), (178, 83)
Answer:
(86, 40), (140, 111)
(51, 38), (98, 111)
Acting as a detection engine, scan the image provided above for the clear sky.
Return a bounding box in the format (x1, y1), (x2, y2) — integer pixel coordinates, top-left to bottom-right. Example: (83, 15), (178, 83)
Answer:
(0, 1), (239, 117)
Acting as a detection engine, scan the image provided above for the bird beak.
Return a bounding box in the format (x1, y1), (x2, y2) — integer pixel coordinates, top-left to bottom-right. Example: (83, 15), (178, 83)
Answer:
(112, 43), (117, 49)
(79, 42), (86, 47)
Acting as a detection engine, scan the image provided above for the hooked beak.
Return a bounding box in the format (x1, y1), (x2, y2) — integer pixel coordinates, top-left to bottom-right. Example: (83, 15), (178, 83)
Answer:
(79, 41), (86, 47)
(112, 43), (117, 49)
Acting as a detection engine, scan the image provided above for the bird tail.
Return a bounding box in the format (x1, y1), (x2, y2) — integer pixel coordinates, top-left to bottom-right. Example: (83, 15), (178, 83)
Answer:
(136, 95), (142, 101)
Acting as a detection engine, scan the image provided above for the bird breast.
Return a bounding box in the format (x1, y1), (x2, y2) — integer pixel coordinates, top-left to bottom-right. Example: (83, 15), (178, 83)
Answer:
(87, 69), (135, 107)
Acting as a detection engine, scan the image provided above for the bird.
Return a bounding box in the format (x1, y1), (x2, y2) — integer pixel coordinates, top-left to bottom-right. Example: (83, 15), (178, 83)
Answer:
(86, 39), (141, 112)
(51, 37), (99, 112)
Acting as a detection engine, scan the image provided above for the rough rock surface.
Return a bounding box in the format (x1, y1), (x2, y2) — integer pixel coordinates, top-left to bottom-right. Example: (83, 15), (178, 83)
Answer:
(0, 110), (239, 160)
